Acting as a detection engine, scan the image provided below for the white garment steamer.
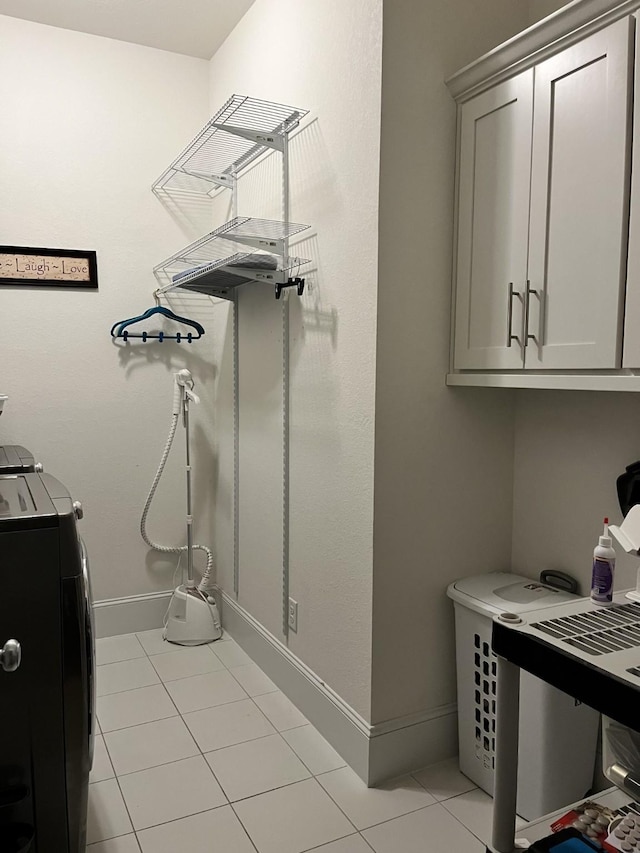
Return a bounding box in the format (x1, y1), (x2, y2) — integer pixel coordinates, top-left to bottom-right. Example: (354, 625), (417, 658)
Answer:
(141, 369), (221, 645)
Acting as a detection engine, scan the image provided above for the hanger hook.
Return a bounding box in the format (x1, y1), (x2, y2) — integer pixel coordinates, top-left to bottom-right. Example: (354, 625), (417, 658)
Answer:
(153, 289), (161, 306)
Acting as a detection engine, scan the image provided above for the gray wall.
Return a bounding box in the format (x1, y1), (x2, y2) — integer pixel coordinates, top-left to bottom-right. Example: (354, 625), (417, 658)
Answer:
(0, 16), (212, 602)
(512, 392), (640, 594)
(529, 0), (571, 24)
(206, 0), (384, 721)
(370, 0), (531, 725)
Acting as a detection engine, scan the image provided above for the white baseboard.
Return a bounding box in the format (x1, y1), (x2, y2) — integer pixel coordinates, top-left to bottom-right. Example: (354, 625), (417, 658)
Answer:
(368, 707), (459, 785)
(93, 590), (173, 638)
(217, 589), (457, 786)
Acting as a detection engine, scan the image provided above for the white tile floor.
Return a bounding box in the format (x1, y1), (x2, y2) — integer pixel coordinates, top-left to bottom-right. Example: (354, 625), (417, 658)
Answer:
(90, 630), (507, 852)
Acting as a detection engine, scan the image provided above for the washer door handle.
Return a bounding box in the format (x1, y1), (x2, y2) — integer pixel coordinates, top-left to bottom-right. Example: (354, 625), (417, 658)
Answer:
(0, 639), (21, 672)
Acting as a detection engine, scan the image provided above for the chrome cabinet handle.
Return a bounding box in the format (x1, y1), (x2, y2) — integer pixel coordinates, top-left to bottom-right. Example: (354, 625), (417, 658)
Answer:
(507, 283), (522, 347)
(0, 639), (21, 672)
(524, 280), (539, 344)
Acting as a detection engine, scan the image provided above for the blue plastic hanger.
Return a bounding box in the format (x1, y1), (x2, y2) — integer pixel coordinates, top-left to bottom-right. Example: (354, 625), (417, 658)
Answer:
(110, 305), (205, 343)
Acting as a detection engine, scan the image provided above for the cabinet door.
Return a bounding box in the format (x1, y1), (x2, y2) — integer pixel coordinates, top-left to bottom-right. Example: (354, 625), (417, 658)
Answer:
(525, 18), (632, 369)
(623, 14), (640, 368)
(453, 71), (533, 370)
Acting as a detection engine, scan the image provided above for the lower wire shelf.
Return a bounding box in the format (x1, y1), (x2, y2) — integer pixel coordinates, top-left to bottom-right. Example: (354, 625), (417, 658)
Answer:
(154, 217), (310, 300)
(156, 252), (308, 301)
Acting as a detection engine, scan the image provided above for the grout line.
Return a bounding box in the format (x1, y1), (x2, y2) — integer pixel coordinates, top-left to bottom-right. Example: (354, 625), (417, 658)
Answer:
(315, 774), (445, 836)
(95, 653), (147, 667)
(98, 678), (179, 714)
(158, 678), (183, 717)
(440, 796), (491, 847)
(182, 693), (267, 716)
(228, 801), (261, 853)
(346, 800), (442, 833)
(273, 729), (317, 778)
(301, 831), (376, 853)
(225, 661), (279, 697)
(276, 728), (345, 778)
(302, 776), (359, 834)
(129, 801), (230, 835)
(362, 801), (446, 836)
(230, 776), (358, 853)
(131, 804), (233, 842)
(181, 696), (278, 758)
(311, 765), (348, 779)
(97, 680), (172, 696)
(359, 833), (377, 852)
(410, 770), (479, 802)
(146, 642), (222, 661)
(87, 829), (137, 848)
(193, 727), (280, 755)
(101, 736), (232, 840)
(102, 719), (201, 779)
(272, 721), (310, 734)
(99, 711), (180, 736)
(147, 662), (228, 683)
(97, 657), (155, 670)
(97, 683), (161, 699)
(96, 750), (214, 781)
(165, 692), (253, 717)
(89, 734), (115, 784)
(291, 830), (356, 853)
(219, 773), (318, 806)
(96, 666), (162, 699)
(99, 738), (137, 842)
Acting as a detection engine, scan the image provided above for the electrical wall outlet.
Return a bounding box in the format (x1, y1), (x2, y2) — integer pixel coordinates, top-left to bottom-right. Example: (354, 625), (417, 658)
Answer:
(288, 598), (298, 632)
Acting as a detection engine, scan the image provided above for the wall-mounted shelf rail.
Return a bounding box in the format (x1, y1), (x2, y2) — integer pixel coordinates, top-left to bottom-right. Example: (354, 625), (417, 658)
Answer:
(154, 216), (310, 300)
(152, 93), (313, 641)
(152, 96), (308, 196)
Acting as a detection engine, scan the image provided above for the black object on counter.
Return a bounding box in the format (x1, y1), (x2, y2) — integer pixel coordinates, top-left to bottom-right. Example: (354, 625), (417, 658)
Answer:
(617, 460), (640, 517)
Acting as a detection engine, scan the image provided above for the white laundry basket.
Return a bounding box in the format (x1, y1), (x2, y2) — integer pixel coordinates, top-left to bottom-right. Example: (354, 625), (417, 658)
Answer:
(447, 572), (600, 821)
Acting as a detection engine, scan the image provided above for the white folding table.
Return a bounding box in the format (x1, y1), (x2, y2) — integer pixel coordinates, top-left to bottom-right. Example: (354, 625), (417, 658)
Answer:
(490, 591), (640, 852)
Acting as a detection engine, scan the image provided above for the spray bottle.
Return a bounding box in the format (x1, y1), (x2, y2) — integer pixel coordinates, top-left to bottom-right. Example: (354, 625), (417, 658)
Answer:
(590, 517), (616, 605)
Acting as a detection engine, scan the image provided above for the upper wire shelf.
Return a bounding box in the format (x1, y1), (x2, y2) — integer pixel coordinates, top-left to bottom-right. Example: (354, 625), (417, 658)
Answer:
(152, 95), (308, 196)
(155, 216), (309, 273)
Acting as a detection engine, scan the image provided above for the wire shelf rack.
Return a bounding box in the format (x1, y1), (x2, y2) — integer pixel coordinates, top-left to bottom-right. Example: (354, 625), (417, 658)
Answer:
(154, 217), (310, 300)
(152, 96), (308, 196)
(167, 254), (308, 300)
(155, 216), (309, 274)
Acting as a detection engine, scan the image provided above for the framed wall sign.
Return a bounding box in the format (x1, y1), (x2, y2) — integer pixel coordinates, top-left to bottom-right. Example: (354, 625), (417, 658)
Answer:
(0, 246), (98, 288)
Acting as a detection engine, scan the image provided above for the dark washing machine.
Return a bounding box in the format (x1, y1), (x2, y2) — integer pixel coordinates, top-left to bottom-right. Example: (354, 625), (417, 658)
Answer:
(0, 473), (95, 852)
(0, 446), (42, 475)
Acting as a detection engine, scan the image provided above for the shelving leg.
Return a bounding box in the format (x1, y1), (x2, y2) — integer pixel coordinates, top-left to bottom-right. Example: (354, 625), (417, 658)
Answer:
(491, 656), (520, 853)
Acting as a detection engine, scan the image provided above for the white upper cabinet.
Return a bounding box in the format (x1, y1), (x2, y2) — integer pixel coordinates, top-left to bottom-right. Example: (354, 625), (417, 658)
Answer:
(453, 72), (533, 370)
(526, 18), (632, 369)
(624, 13), (640, 369)
(450, 11), (634, 383)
